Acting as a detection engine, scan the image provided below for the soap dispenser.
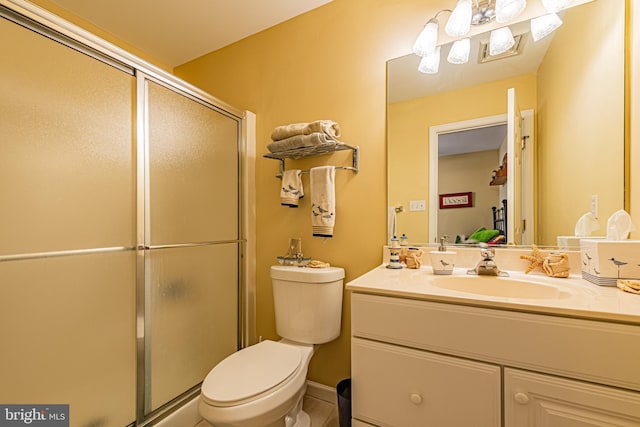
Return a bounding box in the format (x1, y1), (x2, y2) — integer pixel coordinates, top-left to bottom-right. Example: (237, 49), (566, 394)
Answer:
(429, 236), (457, 275)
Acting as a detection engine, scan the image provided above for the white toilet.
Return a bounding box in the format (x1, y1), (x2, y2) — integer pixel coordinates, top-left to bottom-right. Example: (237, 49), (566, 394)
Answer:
(199, 265), (345, 427)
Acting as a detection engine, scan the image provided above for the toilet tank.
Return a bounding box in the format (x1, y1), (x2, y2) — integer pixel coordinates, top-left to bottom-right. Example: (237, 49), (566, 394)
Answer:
(270, 265), (345, 344)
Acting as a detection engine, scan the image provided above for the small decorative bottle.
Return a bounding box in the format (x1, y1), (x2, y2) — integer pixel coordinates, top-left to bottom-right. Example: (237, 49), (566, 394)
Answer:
(387, 236), (403, 269)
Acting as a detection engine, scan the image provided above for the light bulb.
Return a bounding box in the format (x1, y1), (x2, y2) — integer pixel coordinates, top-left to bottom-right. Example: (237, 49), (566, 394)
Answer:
(413, 19), (438, 56)
(495, 0), (526, 23)
(447, 38), (471, 64)
(531, 13), (562, 41)
(445, 0), (472, 37)
(489, 27), (515, 56)
(418, 47), (441, 74)
(541, 0), (572, 13)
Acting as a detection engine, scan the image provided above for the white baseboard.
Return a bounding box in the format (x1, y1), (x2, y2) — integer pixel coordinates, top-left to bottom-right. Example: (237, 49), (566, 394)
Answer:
(305, 380), (338, 406)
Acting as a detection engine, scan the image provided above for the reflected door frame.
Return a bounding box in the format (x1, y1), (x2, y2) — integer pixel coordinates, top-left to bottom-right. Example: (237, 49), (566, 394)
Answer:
(428, 111), (534, 244)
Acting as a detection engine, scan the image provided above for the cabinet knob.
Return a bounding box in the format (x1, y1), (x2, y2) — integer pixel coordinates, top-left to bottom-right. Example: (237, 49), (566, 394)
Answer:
(514, 392), (530, 405)
(410, 393), (423, 405)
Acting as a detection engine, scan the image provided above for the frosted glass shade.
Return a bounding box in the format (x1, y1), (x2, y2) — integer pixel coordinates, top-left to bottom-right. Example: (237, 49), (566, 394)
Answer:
(447, 38), (471, 64)
(418, 47), (441, 74)
(495, 0), (526, 23)
(445, 0), (472, 37)
(541, 0), (572, 13)
(531, 13), (563, 42)
(413, 20), (439, 56)
(489, 27), (515, 56)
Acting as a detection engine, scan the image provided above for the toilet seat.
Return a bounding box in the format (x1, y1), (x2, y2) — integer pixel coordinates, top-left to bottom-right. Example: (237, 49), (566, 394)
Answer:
(201, 340), (302, 407)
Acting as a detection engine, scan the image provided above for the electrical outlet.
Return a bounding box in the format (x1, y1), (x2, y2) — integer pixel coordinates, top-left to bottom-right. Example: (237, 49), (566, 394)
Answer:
(591, 194), (598, 218)
(409, 200), (426, 211)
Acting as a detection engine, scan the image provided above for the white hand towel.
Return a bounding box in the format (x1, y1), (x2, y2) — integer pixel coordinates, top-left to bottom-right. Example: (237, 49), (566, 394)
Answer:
(310, 166), (335, 237)
(281, 169), (304, 208)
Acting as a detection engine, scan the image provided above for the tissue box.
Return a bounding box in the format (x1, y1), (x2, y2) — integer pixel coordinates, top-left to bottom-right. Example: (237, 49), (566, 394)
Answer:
(580, 239), (640, 286)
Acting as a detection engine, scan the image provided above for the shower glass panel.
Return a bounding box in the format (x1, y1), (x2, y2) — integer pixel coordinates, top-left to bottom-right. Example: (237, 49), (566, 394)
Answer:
(145, 80), (240, 413)
(147, 81), (240, 245)
(0, 253), (137, 427)
(0, 13), (136, 427)
(0, 16), (135, 256)
(148, 244), (239, 410)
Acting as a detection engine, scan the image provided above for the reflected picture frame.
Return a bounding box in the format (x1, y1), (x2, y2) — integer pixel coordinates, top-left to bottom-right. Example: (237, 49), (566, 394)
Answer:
(439, 192), (473, 209)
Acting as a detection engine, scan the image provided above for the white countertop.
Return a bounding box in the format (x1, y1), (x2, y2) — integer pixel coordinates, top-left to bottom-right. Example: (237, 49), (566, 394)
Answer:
(346, 265), (640, 324)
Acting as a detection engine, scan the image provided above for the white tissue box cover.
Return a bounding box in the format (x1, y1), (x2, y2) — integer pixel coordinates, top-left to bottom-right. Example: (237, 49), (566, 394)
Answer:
(580, 239), (640, 286)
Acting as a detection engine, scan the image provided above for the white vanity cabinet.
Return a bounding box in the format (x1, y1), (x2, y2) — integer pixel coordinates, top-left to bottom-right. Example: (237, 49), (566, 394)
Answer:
(350, 292), (640, 427)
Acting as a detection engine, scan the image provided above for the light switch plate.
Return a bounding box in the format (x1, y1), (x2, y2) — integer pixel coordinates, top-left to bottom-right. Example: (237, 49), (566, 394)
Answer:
(409, 200), (426, 211)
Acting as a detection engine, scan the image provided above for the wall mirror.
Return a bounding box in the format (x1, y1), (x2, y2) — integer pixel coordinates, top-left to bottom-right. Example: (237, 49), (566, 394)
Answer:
(387, 0), (626, 247)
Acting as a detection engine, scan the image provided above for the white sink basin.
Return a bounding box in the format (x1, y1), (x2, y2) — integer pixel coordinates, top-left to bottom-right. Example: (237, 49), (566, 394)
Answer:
(431, 275), (573, 299)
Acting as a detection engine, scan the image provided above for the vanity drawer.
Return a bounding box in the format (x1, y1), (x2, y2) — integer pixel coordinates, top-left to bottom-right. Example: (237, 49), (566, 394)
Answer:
(351, 293), (640, 391)
(352, 337), (501, 427)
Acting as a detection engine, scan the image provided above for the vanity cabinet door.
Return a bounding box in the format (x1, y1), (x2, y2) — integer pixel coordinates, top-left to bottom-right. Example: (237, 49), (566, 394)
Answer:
(505, 368), (640, 426)
(352, 337), (501, 427)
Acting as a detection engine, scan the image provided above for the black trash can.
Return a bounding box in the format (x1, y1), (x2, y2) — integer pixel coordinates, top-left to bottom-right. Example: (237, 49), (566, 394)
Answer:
(336, 378), (352, 427)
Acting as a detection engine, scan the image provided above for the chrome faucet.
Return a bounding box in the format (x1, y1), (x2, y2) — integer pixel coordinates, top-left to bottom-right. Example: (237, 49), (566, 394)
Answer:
(467, 244), (509, 277)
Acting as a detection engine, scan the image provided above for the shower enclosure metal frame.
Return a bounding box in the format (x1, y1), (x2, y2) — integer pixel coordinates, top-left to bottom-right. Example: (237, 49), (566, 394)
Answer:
(0, 1), (256, 425)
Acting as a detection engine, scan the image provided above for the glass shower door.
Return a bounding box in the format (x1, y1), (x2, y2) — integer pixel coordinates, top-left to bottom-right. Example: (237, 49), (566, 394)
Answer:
(0, 14), (137, 427)
(143, 79), (240, 413)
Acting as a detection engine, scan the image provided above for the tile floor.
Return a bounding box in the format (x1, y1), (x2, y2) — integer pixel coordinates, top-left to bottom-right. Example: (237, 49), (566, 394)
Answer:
(303, 395), (339, 427)
(195, 395), (338, 427)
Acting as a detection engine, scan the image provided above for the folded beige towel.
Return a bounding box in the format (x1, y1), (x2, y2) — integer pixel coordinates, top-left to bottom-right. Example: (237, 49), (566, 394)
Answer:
(280, 169), (304, 207)
(267, 132), (340, 153)
(311, 166), (335, 237)
(271, 120), (341, 141)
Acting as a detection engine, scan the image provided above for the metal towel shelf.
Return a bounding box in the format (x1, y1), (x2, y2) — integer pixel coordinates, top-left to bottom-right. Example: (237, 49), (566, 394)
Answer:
(263, 143), (359, 177)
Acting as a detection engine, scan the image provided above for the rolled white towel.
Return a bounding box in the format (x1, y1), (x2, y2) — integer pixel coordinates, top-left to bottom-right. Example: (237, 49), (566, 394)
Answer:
(310, 166), (335, 237)
(280, 169), (304, 207)
(271, 120), (341, 141)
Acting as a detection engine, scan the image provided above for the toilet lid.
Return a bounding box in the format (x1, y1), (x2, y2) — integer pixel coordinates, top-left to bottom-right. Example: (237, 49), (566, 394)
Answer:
(201, 340), (301, 406)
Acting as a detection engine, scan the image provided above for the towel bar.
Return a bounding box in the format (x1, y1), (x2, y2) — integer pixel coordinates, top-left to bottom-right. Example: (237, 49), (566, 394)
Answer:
(263, 143), (359, 178)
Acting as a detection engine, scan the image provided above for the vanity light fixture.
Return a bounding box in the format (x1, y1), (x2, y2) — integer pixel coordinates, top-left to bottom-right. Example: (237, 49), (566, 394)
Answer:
(413, 0), (572, 73)
(413, 17), (440, 56)
(541, 0), (573, 13)
(489, 26), (516, 55)
(445, 0), (473, 37)
(530, 13), (563, 41)
(418, 46), (442, 73)
(495, 0), (527, 23)
(447, 38), (471, 64)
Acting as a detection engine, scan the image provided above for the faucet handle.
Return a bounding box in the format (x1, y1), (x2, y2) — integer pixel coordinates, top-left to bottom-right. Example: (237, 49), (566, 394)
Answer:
(479, 243), (495, 259)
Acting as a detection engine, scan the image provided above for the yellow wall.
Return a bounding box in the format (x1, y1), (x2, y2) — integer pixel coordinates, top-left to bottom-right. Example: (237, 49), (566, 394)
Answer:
(175, 0), (456, 387)
(388, 74), (537, 243)
(537, 0), (625, 244)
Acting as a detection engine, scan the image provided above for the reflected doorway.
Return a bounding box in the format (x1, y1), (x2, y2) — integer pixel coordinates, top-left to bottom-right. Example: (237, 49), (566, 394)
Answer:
(429, 111), (534, 245)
